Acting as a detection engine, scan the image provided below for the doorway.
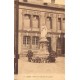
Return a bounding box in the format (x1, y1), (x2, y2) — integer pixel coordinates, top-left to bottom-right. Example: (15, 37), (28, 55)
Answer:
(47, 37), (52, 53)
(56, 37), (65, 56)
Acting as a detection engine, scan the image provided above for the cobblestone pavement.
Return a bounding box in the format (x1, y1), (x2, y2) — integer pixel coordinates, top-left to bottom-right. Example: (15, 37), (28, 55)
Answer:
(14, 57), (65, 80)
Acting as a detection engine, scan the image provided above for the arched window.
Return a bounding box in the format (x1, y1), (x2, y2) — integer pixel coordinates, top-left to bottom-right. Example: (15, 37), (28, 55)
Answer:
(58, 18), (61, 30)
(46, 17), (52, 29)
(62, 18), (65, 31)
(33, 15), (39, 28)
(24, 14), (31, 30)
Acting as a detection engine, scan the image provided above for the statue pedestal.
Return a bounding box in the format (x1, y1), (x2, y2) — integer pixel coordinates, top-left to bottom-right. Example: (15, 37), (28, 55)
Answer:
(35, 38), (49, 58)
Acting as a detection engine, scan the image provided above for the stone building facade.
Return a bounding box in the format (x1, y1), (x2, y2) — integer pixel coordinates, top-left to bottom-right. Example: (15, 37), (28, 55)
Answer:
(15, 0), (65, 57)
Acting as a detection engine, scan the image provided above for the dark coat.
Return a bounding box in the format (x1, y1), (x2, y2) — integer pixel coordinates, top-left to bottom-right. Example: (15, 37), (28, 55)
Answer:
(27, 50), (33, 58)
(47, 50), (56, 62)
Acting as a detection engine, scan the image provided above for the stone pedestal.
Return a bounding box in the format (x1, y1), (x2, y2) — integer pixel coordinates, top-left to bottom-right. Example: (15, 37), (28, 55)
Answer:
(35, 38), (49, 58)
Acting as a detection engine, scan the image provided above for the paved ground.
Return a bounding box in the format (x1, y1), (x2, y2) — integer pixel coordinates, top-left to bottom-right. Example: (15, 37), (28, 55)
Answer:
(14, 57), (65, 80)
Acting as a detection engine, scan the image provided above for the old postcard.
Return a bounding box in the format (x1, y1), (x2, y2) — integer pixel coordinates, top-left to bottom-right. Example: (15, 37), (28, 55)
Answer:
(14, 0), (65, 80)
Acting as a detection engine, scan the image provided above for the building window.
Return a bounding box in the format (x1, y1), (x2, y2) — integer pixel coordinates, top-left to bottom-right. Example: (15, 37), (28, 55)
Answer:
(58, 18), (61, 30)
(63, 18), (65, 21)
(23, 36), (26, 45)
(32, 36), (39, 49)
(43, 3), (48, 5)
(24, 14), (31, 30)
(62, 18), (65, 31)
(23, 36), (31, 48)
(33, 15), (39, 28)
(32, 36), (39, 45)
(51, 0), (55, 4)
(46, 17), (52, 29)
(23, 0), (27, 2)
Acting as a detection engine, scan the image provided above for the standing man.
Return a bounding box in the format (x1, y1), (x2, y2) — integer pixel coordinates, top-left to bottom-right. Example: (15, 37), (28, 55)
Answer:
(27, 50), (33, 62)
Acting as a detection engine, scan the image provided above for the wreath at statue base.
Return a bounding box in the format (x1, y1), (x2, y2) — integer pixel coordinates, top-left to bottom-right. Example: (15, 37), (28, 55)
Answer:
(31, 54), (56, 63)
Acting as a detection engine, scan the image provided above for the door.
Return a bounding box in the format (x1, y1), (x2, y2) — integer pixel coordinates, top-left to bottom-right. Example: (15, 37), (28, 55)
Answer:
(56, 37), (65, 56)
(47, 37), (52, 53)
(61, 37), (65, 55)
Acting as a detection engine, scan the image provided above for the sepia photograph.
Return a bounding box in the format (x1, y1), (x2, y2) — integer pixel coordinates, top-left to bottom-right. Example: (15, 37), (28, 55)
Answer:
(1, 0), (80, 80)
(14, 0), (65, 80)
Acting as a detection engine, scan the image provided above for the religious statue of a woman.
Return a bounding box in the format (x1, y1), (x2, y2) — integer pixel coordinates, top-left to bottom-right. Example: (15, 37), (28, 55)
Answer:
(41, 25), (47, 38)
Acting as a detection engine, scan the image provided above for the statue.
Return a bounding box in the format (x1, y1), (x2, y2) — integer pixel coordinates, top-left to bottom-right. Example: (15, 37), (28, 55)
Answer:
(34, 25), (49, 61)
(41, 25), (47, 38)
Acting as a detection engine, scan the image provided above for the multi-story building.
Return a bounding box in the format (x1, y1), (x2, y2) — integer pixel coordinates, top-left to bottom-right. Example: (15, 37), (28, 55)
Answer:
(15, 0), (65, 57)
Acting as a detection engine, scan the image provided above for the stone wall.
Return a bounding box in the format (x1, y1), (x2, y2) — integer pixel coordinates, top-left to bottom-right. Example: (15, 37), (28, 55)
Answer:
(18, 2), (65, 56)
